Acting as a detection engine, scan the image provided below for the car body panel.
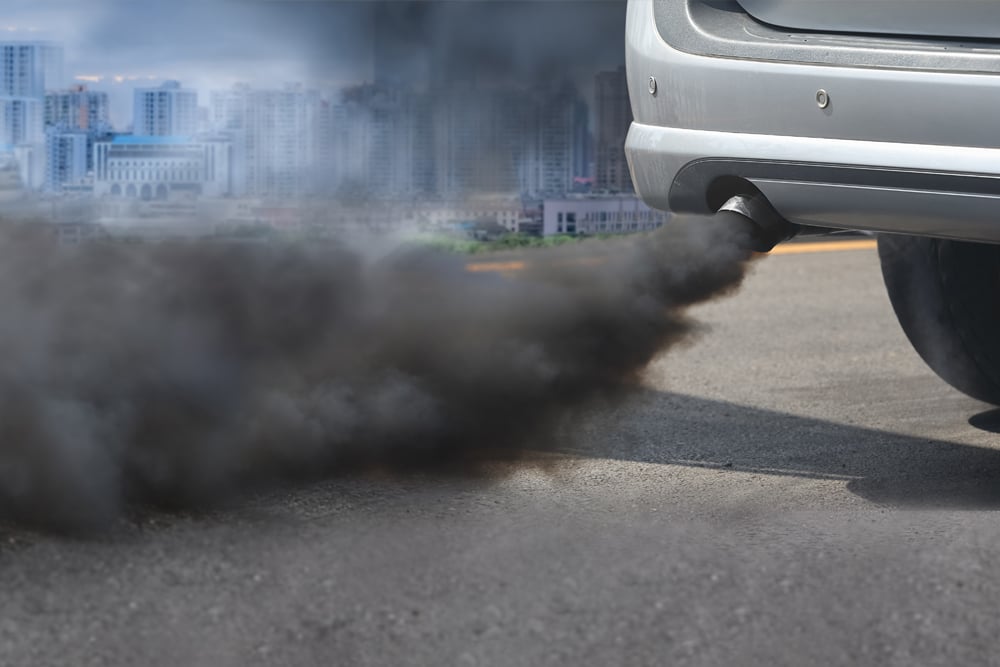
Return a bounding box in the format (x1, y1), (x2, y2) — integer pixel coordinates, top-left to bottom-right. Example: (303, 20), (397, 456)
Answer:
(737, 0), (1000, 40)
(624, 0), (1000, 242)
(652, 0), (1000, 74)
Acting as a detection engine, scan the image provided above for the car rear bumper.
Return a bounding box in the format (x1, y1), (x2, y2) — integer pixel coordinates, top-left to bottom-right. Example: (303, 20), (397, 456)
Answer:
(627, 124), (1000, 242)
(625, 0), (1000, 241)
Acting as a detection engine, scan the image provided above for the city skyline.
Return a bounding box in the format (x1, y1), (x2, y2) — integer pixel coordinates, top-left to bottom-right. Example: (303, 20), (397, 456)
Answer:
(39, 60), (635, 201)
(0, 4), (636, 213)
(100, 74), (621, 201)
(2, 1), (627, 128)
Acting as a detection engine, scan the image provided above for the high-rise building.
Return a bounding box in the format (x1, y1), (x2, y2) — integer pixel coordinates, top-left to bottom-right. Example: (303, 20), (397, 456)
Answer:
(0, 41), (65, 190)
(525, 84), (589, 197)
(328, 94), (369, 196)
(44, 85), (113, 190)
(133, 81), (198, 137)
(432, 84), (531, 197)
(210, 83), (251, 131)
(315, 98), (339, 190)
(0, 98), (43, 147)
(571, 100), (591, 187)
(45, 85), (109, 130)
(45, 129), (88, 192)
(245, 86), (317, 198)
(334, 83), (433, 199)
(3, 44), (54, 185)
(328, 80), (589, 200)
(210, 83), (323, 199)
(409, 93), (435, 196)
(594, 66), (633, 194)
(0, 41), (63, 98)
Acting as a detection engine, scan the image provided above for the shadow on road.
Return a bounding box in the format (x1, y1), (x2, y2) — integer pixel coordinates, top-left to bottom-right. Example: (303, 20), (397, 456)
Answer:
(570, 390), (1000, 508)
(969, 408), (1000, 434)
(6, 390), (1000, 538)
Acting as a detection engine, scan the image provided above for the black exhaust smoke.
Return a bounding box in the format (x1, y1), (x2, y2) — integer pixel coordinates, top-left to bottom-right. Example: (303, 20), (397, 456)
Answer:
(0, 214), (759, 531)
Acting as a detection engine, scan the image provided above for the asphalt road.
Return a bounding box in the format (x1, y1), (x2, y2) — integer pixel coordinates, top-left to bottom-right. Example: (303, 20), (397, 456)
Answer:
(5, 239), (1000, 666)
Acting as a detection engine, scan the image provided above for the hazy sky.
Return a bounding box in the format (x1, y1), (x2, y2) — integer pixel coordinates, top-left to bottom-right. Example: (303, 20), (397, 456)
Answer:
(3, 1), (626, 127)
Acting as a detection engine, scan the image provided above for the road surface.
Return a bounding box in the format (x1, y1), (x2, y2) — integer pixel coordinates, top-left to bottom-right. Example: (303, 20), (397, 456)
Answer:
(4, 238), (1000, 666)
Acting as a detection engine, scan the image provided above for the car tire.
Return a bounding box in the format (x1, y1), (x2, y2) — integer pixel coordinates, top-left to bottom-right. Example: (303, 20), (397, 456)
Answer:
(878, 234), (1000, 405)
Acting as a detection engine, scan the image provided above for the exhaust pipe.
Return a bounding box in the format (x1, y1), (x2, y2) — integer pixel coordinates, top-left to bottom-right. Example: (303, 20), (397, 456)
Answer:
(716, 193), (799, 253)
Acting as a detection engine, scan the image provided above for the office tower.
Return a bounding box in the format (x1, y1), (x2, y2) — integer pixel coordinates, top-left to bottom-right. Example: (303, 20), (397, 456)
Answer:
(44, 85), (113, 190)
(334, 83), (432, 198)
(431, 84), (530, 197)
(45, 129), (88, 191)
(594, 66), (633, 193)
(133, 80), (198, 137)
(210, 83), (322, 199)
(0, 41), (63, 98)
(525, 83), (589, 197)
(0, 41), (65, 189)
(45, 85), (109, 130)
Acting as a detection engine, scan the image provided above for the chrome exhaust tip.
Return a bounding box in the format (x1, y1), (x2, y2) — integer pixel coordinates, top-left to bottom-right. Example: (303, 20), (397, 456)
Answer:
(717, 194), (799, 252)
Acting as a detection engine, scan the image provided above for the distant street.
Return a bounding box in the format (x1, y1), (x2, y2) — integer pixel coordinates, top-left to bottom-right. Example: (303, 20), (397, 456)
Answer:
(5, 238), (1000, 666)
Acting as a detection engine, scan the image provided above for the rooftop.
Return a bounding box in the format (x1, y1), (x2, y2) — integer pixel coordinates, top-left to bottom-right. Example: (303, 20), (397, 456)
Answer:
(111, 135), (192, 146)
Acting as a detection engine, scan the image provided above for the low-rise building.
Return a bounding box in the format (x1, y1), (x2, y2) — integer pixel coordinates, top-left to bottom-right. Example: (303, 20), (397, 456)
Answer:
(93, 135), (232, 200)
(411, 199), (523, 233)
(542, 195), (668, 236)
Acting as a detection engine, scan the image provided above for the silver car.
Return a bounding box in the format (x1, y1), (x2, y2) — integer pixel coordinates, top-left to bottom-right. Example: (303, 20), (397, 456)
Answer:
(625, 0), (1000, 405)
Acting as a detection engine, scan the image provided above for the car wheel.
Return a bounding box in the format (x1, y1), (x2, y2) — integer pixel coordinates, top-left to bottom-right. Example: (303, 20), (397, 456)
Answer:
(878, 234), (1000, 405)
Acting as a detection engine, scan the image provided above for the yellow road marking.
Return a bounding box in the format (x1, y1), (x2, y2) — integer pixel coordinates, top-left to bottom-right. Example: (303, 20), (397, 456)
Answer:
(465, 260), (527, 273)
(767, 239), (877, 255)
(465, 238), (877, 273)
(465, 256), (606, 273)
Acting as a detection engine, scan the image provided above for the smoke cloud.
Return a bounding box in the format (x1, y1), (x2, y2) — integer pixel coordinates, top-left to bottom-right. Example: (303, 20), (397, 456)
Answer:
(370, 1), (626, 88)
(0, 214), (756, 532)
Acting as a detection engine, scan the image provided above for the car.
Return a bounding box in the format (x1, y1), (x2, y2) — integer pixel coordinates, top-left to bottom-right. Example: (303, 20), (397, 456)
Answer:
(624, 0), (1000, 405)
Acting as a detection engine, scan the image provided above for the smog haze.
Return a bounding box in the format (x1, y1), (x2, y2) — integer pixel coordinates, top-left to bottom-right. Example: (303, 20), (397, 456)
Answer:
(4, 0), (626, 127)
